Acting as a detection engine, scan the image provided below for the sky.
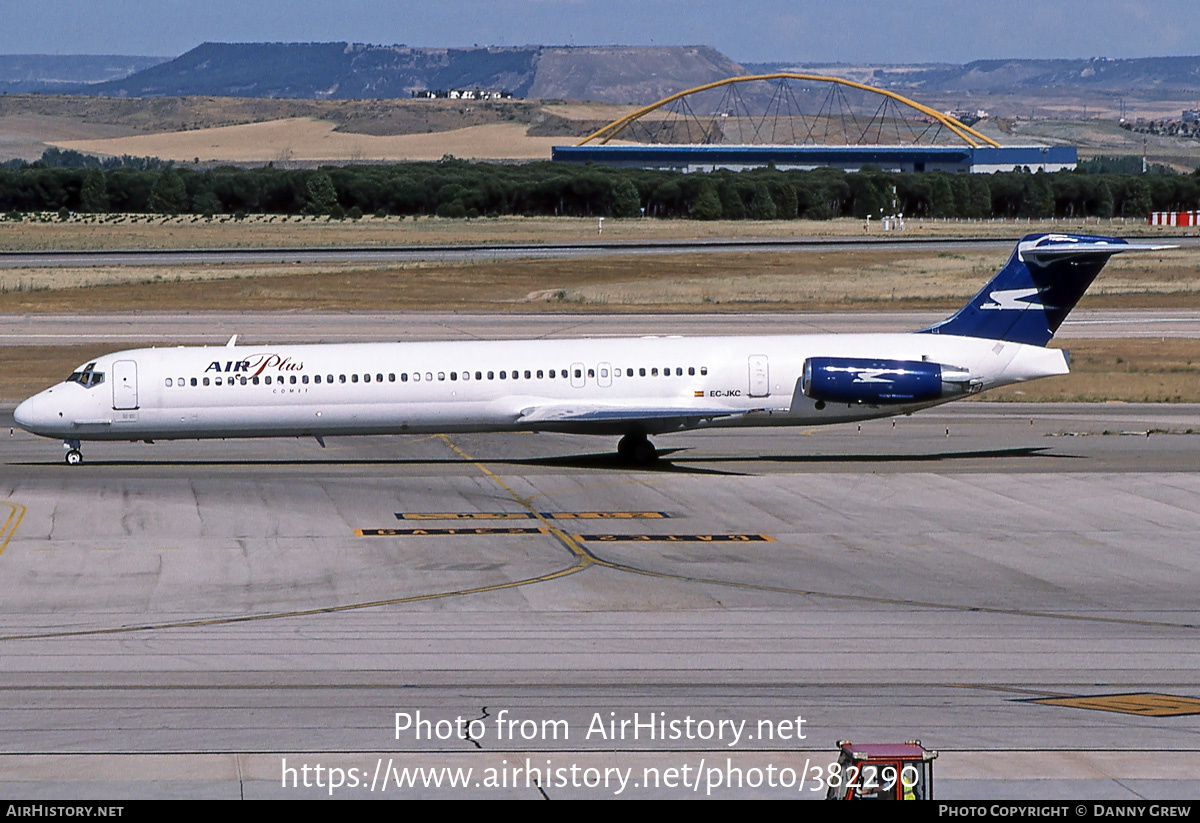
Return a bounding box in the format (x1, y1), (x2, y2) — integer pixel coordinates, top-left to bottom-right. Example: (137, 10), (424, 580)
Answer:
(1, 0), (1196, 64)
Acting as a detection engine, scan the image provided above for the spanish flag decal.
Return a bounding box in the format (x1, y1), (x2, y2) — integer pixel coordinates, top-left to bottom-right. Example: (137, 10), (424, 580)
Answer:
(694, 390), (704, 397)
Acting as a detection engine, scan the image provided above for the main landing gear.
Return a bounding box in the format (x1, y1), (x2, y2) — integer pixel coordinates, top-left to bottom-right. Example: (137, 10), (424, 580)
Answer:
(617, 432), (658, 466)
(63, 440), (82, 466)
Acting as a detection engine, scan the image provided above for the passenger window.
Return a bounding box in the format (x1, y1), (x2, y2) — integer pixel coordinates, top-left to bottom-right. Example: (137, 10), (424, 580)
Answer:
(475, 371), (482, 380)
(587, 368), (595, 378)
(537, 370), (543, 379)
(549, 369), (556, 378)
(524, 370), (531, 379)
(376, 373), (383, 383)
(627, 368), (634, 377)
(203, 377), (210, 386)
(574, 369), (582, 378)
(388, 374), (395, 382)
(639, 368), (646, 376)
(600, 368), (608, 378)
(165, 378), (173, 387)
(265, 376), (272, 385)
(500, 371), (507, 379)
(438, 372), (445, 381)
(425, 373), (433, 382)
(302, 375), (308, 384)
(701, 367), (708, 375)
(651, 368), (658, 376)
(676, 367), (683, 376)
(450, 372), (457, 381)
(339, 375), (346, 383)
(365, 374), (372, 383)
(215, 377), (222, 386)
(252, 377), (259, 385)
(488, 371), (494, 380)
(352, 374), (359, 383)
(401, 373), (408, 382)
(413, 372), (421, 382)
(688, 367), (695, 376)
(291, 375), (298, 384)
(191, 377), (198, 386)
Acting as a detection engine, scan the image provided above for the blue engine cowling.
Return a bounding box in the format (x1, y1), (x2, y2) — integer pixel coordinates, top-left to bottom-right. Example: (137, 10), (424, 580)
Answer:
(802, 357), (973, 404)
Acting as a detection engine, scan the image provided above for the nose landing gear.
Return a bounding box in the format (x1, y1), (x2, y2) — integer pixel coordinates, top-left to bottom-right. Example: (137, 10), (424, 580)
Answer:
(63, 440), (82, 465)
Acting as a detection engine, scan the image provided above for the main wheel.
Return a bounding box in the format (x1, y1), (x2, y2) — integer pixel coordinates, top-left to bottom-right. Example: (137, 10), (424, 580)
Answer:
(618, 433), (657, 466)
(630, 439), (658, 466)
(617, 433), (638, 460)
(65, 449), (83, 466)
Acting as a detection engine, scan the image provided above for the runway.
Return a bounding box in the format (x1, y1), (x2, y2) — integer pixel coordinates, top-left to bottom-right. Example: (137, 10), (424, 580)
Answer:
(2, 402), (1199, 798)
(0, 237), (1016, 269)
(4, 308), (1200, 351)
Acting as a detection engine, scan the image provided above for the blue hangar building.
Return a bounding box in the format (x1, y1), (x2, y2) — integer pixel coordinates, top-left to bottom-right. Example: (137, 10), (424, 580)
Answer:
(551, 144), (1077, 174)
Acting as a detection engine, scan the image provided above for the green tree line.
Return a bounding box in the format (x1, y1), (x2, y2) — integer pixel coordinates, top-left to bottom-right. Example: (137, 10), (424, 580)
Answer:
(2, 154), (1198, 221)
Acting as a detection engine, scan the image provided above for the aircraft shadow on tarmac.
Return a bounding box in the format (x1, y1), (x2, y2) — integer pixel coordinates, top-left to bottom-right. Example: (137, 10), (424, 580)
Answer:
(9, 445), (1070, 474)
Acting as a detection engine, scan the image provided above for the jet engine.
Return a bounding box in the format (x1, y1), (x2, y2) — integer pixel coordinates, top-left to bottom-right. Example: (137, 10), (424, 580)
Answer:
(802, 357), (976, 405)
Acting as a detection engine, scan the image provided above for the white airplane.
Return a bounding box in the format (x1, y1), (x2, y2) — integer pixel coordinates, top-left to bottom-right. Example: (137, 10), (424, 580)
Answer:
(13, 233), (1167, 466)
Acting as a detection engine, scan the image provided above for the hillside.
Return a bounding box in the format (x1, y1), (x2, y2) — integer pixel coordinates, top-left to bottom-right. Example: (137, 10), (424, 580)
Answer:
(746, 56), (1200, 94)
(0, 54), (166, 94)
(75, 42), (746, 105)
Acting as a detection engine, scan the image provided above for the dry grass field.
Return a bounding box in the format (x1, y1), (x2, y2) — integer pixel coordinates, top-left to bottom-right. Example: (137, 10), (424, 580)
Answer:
(1, 243), (1196, 313)
(54, 119), (573, 163)
(983, 338), (1200, 403)
(0, 95), (632, 162)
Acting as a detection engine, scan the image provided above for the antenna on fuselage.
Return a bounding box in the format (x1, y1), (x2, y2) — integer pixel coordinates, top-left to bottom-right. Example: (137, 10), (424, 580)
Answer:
(226, 334), (238, 348)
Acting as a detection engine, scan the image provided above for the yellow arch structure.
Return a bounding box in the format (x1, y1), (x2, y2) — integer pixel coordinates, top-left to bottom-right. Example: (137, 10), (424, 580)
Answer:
(578, 73), (1001, 149)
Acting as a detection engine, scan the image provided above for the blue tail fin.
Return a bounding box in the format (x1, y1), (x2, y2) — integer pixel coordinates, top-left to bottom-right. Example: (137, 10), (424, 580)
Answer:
(919, 233), (1164, 346)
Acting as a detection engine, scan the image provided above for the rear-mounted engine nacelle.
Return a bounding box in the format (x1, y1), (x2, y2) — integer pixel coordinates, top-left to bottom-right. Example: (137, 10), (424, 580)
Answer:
(802, 357), (976, 405)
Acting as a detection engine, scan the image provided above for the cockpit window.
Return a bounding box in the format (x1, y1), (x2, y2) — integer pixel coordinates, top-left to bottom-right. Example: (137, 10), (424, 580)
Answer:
(65, 362), (105, 389)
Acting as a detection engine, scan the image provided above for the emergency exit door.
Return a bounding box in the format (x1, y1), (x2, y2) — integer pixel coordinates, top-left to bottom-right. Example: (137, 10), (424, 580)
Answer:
(747, 355), (770, 397)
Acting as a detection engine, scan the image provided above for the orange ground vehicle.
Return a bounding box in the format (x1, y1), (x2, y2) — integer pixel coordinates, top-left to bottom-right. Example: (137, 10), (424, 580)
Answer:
(825, 740), (938, 800)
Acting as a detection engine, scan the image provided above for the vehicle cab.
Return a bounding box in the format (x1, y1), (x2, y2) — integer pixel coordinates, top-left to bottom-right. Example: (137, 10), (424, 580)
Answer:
(825, 740), (937, 800)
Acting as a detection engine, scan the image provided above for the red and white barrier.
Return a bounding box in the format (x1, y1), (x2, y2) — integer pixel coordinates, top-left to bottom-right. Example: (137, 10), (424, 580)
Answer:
(1149, 211), (1199, 226)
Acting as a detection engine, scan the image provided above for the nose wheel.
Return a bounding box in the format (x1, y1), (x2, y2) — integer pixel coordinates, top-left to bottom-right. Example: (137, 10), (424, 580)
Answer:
(63, 440), (83, 466)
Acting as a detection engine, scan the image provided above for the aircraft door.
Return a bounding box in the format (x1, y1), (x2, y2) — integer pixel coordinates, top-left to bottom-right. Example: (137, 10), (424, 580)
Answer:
(570, 362), (586, 389)
(748, 354), (770, 397)
(112, 360), (139, 409)
(597, 362), (612, 388)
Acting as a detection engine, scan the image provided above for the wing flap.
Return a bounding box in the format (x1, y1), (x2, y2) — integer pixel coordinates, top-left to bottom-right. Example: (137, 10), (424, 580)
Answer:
(518, 403), (744, 424)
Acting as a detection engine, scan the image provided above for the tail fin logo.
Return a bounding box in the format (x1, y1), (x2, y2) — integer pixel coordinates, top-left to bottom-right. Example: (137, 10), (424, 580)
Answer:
(980, 287), (1047, 311)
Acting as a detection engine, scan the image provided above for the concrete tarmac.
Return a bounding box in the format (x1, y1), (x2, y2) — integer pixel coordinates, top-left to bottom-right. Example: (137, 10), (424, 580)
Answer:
(1, 402), (1199, 798)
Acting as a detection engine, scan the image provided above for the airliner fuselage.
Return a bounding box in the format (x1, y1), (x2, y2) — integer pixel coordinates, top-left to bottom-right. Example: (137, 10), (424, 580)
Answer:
(12, 234), (1166, 465)
(15, 332), (1065, 442)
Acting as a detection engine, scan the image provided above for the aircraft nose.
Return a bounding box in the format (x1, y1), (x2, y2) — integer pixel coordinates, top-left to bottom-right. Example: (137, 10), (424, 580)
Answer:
(13, 396), (35, 430)
(14, 392), (55, 434)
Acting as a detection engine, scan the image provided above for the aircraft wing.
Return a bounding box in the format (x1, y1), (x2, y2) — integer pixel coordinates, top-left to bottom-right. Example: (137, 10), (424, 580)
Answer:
(517, 402), (748, 425)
